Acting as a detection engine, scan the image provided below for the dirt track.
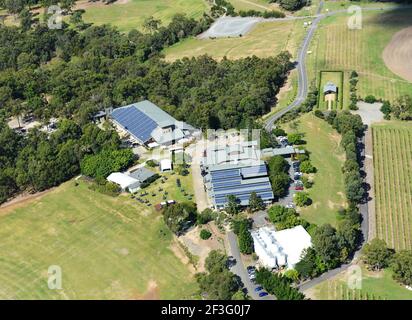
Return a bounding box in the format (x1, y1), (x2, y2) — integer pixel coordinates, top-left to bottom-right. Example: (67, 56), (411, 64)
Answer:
(383, 26), (412, 83)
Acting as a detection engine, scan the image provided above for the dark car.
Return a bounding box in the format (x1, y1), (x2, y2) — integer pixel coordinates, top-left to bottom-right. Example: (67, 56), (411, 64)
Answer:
(227, 256), (237, 268)
(246, 266), (256, 274)
(254, 286), (263, 292)
(259, 292), (269, 297)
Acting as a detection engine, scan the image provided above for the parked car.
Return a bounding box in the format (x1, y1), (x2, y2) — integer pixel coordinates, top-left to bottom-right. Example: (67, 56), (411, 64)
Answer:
(259, 292), (269, 297)
(254, 286), (263, 292)
(227, 256), (237, 268)
(247, 266), (256, 274)
(286, 202), (295, 209)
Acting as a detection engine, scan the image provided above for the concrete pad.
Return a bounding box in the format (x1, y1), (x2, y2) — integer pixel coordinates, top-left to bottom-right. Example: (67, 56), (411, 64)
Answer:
(352, 101), (384, 126)
(198, 16), (262, 39)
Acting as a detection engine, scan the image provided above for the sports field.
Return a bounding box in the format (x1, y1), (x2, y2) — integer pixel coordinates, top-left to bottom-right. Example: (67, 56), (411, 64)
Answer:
(165, 19), (305, 61)
(80, 0), (208, 32)
(307, 9), (412, 103)
(0, 179), (197, 299)
(285, 113), (346, 227)
(308, 263), (412, 300)
(372, 122), (412, 251)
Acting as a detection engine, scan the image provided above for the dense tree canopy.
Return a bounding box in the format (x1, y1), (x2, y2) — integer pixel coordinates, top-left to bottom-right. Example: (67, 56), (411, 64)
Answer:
(391, 250), (412, 286)
(196, 250), (240, 300)
(162, 201), (198, 235)
(0, 118), (121, 203)
(362, 239), (393, 271)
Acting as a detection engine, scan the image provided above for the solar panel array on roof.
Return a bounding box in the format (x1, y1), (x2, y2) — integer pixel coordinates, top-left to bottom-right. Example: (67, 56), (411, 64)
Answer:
(209, 164), (274, 207)
(241, 164), (268, 178)
(111, 106), (157, 143)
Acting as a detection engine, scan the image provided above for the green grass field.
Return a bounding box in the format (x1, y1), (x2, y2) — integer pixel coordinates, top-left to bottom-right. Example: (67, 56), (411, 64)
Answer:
(230, 0), (274, 11)
(285, 113), (346, 227)
(80, 0), (208, 32)
(309, 263), (412, 300)
(0, 178), (198, 299)
(307, 9), (412, 104)
(164, 19), (305, 61)
(372, 122), (412, 251)
(318, 71), (344, 110)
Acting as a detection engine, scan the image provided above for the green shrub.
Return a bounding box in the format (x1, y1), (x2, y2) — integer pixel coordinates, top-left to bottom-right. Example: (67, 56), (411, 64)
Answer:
(364, 95), (377, 104)
(294, 192), (312, 207)
(146, 159), (158, 167)
(200, 229), (212, 240)
(314, 110), (324, 119)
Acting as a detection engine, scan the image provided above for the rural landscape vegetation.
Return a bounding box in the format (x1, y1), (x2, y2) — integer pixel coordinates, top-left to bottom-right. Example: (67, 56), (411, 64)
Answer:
(0, 0), (411, 302)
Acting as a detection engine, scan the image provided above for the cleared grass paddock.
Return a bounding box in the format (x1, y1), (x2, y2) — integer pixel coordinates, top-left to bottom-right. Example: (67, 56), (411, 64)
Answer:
(0, 180), (197, 299)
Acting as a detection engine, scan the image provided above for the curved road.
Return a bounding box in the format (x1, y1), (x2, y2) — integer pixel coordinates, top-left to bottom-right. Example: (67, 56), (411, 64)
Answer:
(264, 4), (409, 130)
(264, 1), (324, 131)
(227, 3), (411, 297)
(261, 3), (412, 293)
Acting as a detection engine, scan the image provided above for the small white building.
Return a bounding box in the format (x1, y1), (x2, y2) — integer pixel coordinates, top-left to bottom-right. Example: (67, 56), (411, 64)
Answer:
(107, 167), (156, 193)
(107, 172), (140, 192)
(251, 225), (312, 270)
(160, 159), (172, 172)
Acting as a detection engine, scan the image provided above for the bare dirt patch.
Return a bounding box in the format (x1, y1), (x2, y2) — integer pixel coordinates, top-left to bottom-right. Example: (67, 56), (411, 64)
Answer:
(0, 188), (56, 215)
(178, 223), (226, 272)
(383, 26), (412, 83)
(169, 239), (197, 275)
(129, 280), (160, 300)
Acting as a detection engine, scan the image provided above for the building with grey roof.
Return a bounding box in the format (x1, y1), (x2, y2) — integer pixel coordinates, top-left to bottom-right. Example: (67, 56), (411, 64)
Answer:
(323, 82), (337, 94)
(110, 100), (198, 147)
(201, 141), (274, 209)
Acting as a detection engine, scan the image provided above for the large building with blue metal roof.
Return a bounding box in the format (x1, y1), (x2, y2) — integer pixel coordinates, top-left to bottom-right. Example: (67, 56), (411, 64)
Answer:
(202, 141), (274, 209)
(110, 100), (197, 147)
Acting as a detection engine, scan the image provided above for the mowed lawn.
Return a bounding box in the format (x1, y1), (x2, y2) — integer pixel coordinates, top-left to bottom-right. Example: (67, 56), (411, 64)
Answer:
(81, 0), (208, 32)
(0, 180), (198, 299)
(164, 20), (304, 61)
(308, 263), (412, 300)
(285, 114), (346, 227)
(372, 122), (412, 251)
(307, 9), (412, 103)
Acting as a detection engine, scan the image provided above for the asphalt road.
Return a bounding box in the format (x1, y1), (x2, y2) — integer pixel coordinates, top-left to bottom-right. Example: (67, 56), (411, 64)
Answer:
(227, 3), (411, 297)
(227, 231), (275, 300)
(263, 4), (409, 131)
(264, 1), (324, 131)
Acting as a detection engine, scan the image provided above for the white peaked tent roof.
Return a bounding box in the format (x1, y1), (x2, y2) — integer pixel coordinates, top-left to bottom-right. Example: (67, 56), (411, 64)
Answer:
(160, 159), (172, 171)
(251, 225), (312, 269)
(273, 225), (312, 269)
(107, 172), (138, 189)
